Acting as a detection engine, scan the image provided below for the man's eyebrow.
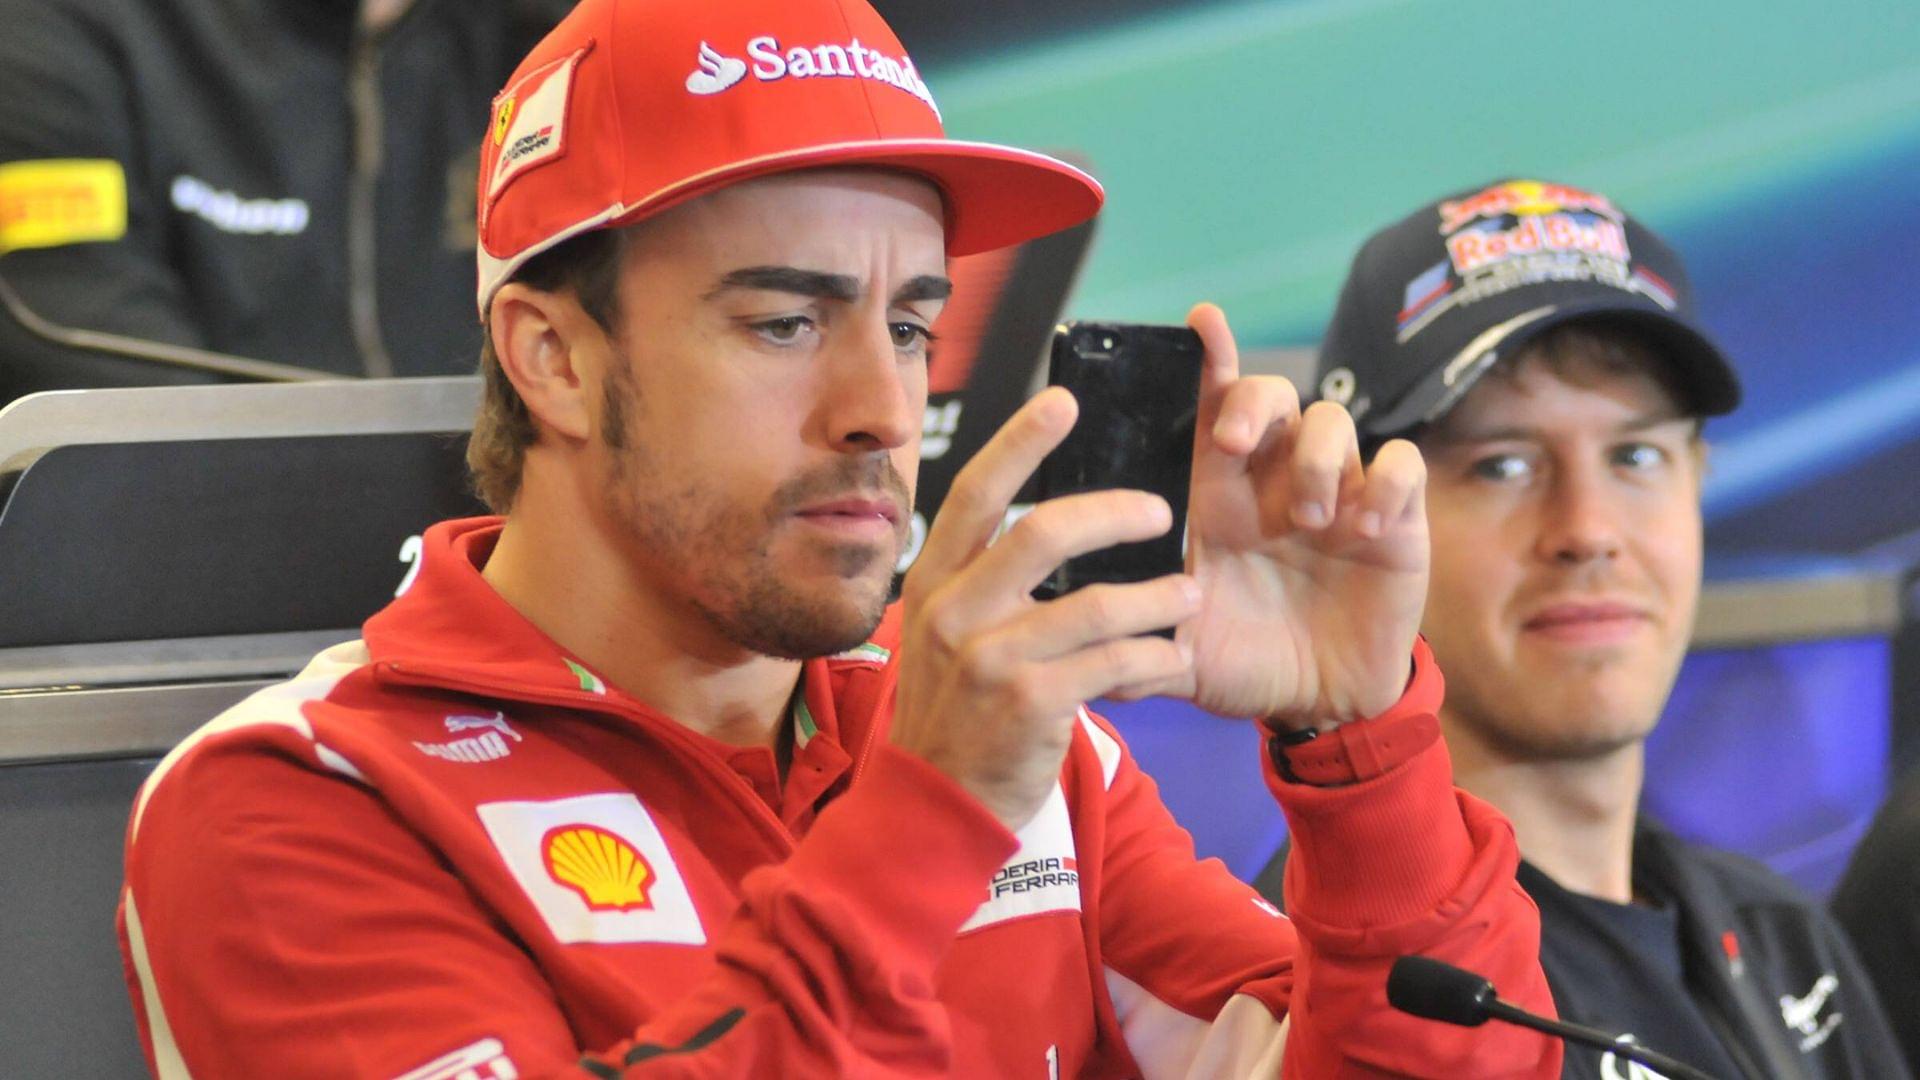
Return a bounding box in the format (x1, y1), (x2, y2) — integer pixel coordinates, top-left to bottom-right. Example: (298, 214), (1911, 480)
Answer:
(704, 267), (952, 307)
(1621, 410), (1692, 433)
(706, 266), (860, 302)
(1424, 424), (1533, 447)
(1429, 410), (1692, 446)
(893, 274), (953, 305)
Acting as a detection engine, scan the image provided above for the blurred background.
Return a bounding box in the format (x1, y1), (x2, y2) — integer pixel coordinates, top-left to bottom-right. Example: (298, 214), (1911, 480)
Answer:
(897, 0), (1920, 894)
(909, 0), (1920, 556)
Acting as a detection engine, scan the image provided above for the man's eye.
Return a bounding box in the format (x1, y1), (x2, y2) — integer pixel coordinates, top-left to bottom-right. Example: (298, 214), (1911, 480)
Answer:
(1469, 454), (1530, 482)
(754, 316), (813, 343)
(1613, 442), (1668, 470)
(890, 322), (933, 351)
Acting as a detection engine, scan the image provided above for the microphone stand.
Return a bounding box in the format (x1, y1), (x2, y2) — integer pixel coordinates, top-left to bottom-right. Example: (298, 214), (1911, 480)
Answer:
(1388, 955), (1722, 1080)
(1480, 996), (1720, 1080)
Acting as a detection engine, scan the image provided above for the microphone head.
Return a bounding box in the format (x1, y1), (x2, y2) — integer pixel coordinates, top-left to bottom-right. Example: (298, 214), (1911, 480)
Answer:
(1387, 955), (1496, 1027)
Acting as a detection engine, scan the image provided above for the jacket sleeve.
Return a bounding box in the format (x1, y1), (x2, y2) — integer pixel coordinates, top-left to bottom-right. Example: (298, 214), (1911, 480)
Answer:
(1830, 788), (1920, 1074)
(1083, 640), (1562, 1078)
(1073, 705), (1299, 1079)
(1266, 640), (1561, 1077)
(1815, 900), (1917, 1080)
(0, 3), (211, 386)
(120, 731), (1016, 1079)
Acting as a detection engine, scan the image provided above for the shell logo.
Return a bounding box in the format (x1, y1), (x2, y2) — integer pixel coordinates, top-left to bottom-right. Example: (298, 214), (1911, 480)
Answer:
(542, 824), (655, 911)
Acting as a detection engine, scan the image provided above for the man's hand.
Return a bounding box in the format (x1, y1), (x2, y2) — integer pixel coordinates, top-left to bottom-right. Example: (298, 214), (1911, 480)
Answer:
(1162, 302), (1429, 730)
(892, 302), (1428, 828)
(892, 389), (1200, 831)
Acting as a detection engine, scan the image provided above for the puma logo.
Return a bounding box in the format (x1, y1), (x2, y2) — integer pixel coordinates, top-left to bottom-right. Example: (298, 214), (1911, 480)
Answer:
(1780, 972), (1843, 1052)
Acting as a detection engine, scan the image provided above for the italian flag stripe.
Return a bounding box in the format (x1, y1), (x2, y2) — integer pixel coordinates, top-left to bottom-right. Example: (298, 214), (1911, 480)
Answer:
(792, 697), (818, 749)
(833, 642), (891, 664)
(564, 659), (607, 695)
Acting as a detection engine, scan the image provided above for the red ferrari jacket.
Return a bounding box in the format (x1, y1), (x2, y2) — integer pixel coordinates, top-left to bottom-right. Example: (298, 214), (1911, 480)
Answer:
(118, 517), (1559, 1078)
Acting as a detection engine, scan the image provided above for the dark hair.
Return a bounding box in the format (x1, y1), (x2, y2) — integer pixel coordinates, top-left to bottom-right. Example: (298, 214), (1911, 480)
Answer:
(1412, 318), (1703, 451)
(468, 228), (627, 512)
(1502, 319), (1696, 419)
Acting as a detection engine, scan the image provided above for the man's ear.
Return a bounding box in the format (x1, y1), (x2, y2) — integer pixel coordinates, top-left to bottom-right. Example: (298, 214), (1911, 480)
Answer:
(488, 283), (601, 444)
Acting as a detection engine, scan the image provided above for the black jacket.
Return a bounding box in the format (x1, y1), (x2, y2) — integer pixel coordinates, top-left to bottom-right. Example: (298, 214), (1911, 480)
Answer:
(1255, 816), (1910, 1079)
(0, 0), (567, 395)
(1831, 762), (1920, 1076)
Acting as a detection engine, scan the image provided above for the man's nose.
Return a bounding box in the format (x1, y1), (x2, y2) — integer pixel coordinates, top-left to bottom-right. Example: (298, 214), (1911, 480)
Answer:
(1536, 466), (1623, 566)
(817, 316), (920, 453)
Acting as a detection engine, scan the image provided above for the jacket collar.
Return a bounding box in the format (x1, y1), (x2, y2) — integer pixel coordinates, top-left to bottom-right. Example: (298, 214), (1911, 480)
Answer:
(363, 517), (900, 738)
(1631, 817), (1808, 1080)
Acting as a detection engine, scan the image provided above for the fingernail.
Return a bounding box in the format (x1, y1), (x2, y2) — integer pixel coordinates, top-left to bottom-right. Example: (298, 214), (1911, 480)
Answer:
(1177, 575), (1202, 605)
(1038, 387), (1074, 422)
(1295, 502), (1328, 528)
(1359, 511), (1383, 538)
(1145, 497), (1174, 531)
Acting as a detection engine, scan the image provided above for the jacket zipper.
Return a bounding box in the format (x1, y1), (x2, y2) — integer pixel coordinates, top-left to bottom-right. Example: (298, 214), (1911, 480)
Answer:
(1701, 1012), (1772, 1080)
(374, 659), (797, 853)
(1637, 822), (1801, 1080)
(846, 659), (898, 786)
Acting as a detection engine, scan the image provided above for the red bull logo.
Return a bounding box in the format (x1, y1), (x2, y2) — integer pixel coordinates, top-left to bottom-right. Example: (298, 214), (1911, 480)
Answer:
(1437, 180), (1622, 235)
(1447, 213), (1629, 275)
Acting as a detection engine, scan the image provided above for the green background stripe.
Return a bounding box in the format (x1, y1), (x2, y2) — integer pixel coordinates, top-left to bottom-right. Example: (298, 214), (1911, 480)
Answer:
(926, 0), (1920, 345)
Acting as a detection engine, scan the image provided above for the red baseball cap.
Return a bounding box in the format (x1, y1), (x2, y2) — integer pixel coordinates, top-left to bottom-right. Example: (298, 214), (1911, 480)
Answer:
(475, 0), (1105, 316)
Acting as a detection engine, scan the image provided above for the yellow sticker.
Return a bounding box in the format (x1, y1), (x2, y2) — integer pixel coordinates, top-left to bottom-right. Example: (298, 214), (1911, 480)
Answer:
(0, 159), (128, 254)
(492, 98), (515, 146)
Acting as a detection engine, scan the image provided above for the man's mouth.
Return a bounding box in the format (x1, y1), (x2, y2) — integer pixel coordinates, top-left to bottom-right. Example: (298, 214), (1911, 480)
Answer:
(792, 496), (903, 538)
(1521, 600), (1652, 645)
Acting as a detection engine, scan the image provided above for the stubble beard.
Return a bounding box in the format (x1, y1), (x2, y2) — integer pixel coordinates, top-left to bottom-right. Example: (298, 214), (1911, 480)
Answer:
(601, 362), (908, 660)
(1444, 650), (1671, 765)
(1463, 706), (1651, 764)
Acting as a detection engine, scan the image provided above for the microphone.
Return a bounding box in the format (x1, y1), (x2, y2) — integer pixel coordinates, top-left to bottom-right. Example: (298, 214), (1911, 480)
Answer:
(1387, 955), (1721, 1080)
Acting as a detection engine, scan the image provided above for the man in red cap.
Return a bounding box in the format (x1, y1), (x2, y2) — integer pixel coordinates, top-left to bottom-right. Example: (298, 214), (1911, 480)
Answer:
(117, 3), (1559, 1076)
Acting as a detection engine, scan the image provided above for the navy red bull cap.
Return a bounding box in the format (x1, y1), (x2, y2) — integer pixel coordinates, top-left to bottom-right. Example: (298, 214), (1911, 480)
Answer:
(475, 0), (1105, 316)
(1313, 178), (1741, 445)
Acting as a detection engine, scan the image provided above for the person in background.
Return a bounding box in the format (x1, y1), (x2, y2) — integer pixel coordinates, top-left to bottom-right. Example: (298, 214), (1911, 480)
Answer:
(1257, 178), (1909, 1080)
(0, 0), (569, 388)
(113, 1), (1564, 1076)
(1832, 760), (1920, 1073)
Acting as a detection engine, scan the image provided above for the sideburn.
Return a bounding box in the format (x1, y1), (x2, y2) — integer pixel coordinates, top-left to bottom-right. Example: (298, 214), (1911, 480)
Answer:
(601, 358), (636, 454)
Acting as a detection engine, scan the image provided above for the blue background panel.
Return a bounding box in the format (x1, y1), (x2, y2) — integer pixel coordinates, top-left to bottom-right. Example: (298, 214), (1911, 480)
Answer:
(1104, 634), (1893, 895)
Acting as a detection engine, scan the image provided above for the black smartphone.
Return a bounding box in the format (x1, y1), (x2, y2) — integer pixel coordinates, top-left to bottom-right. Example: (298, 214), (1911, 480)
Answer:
(1034, 321), (1202, 599)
